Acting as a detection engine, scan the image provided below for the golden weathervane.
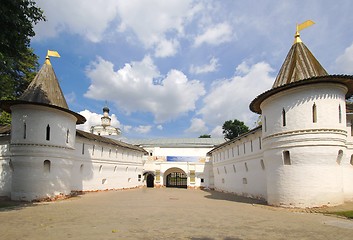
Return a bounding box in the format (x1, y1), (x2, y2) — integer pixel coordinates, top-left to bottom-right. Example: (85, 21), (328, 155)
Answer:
(294, 20), (315, 44)
(45, 50), (60, 65)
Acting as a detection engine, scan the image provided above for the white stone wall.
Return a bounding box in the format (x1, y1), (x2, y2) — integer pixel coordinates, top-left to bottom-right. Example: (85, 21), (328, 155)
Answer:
(0, 136), (11, 198)
(10, 105), (77, 149)
(261, 83), (348, 207)
(71, 137), (144, 191)
(212, 129), (266, 200)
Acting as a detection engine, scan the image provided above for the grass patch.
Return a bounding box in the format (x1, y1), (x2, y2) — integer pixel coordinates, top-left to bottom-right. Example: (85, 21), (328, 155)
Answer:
(331, 210), (353, 219)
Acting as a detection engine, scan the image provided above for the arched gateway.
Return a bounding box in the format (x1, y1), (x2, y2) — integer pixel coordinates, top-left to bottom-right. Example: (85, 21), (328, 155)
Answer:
(164, 167), (187, 188)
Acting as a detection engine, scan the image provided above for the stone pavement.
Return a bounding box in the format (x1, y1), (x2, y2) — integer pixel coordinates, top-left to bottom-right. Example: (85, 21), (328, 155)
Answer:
(1, 188), (353, 240)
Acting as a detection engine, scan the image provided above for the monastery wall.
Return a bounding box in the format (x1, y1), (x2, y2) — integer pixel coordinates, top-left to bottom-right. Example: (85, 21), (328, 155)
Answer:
(71, 137), (144, 192)
(0, 136), (11, 198)
(343, 115), (353, 200)
(211, 129), (266, 200)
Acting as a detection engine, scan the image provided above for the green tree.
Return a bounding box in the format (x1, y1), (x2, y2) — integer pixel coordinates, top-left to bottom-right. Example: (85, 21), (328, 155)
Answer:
(0, 0), (45, 125)
(199, 134), (211, 138)
(222, 119), (249, 140)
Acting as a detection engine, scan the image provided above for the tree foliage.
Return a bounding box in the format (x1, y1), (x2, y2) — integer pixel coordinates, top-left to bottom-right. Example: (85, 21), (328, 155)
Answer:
(199, 134), (211, 138)
(0, 0), (45, 125)
(222, 119), (249, 140)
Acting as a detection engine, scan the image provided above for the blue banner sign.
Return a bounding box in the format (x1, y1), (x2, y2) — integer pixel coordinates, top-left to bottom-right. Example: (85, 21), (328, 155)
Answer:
(166, 156), (200, 162)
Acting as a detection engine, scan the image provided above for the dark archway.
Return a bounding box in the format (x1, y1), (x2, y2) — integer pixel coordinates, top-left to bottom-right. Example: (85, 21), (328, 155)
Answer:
(146, 174), (154, 188)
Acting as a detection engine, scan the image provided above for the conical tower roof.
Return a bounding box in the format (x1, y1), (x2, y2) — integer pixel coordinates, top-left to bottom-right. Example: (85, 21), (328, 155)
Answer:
(272, 41), (328, 88)
(0, 55), (86, 124)
(19, 57), (69, 109)
(250, 22), (353, 114)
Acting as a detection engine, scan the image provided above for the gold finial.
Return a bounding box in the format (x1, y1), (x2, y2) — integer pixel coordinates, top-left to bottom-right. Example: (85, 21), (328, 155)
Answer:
(45, 50), (61, 65)
(294, 20), (315, 44)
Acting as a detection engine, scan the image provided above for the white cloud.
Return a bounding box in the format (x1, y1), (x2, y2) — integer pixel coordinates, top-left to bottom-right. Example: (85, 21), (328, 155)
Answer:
(198, 61), (274, 128)
(85, 56), (205, 123)
(34, 0), (120, 42)
(134, 125), (152, 134)
(116, 0), (199, 57)
(194, 22), (233, 47)
(156, 125), (163, 130)
(335, 42), (353, 74)
(185, 118), (208, 134)
(190, 57), (219, 74)
(76, 109), (121, 132)
(210, 125), (223, 138)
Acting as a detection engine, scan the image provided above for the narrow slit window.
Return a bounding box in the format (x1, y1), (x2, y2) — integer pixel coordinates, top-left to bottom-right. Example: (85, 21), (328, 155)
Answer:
(99, 165), (103, 173)
(337, 150), (343, 165)
(260, 159), (265, 170)
(237, 145), (240, 155)
(350, 155), (353, 166)
(243, 143), (246, 154)
(109, 149), (112, 157)
(233, 164), (236, 173)
(264, 116), (267, 132)
(250, 140), (253, 152)
(92, 145), (95, 155)
(282, 108), (286, 126)
(283, 151), (291, 165)
(312, 103), (317, 123)
(66, 129), (70, 143)
(339, 104), (342, 123)
(101, 146), (104, 157)
(245, 162), (248, 172)
(351, 119), (353, 136)
(259, 137), (262, 150)
(46, 124), (50, 141)
(80, 164), (84, 173)
(23, 122), (27, 139)
(224, 166), (227, 174)
(82, 143), (85, 155)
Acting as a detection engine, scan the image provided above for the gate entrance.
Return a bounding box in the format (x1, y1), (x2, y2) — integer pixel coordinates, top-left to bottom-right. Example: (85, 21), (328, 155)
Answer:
(166, 172), (187, 188)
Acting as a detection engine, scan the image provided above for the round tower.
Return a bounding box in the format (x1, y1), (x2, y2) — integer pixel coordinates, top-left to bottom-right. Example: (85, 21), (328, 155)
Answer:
(0, 52), (86, 201)
(250, 22), (353, 207)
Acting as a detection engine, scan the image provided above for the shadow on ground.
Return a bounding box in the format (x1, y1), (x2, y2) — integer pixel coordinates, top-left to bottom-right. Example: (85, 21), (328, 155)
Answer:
(202, 189), (267, 206)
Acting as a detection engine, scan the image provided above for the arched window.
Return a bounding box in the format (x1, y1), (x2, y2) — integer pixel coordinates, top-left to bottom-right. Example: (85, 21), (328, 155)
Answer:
(46, 124), (50, 141)
(282, 108), (286, 126)
(339, 105), (342, 123)
(337, 150), (343, 165)
(312, 103), (317, 123)
(283, 151), (291, 165)
(44, 160), (51, 173)
(260, 159), (265, 170)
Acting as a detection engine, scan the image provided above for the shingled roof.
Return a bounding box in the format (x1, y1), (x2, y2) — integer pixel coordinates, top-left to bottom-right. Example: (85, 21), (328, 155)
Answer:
(250, 27), (353, 114)
(19, 57), (69, 109)
(272, 41), (328, 88)
(0, 57), (86, 124)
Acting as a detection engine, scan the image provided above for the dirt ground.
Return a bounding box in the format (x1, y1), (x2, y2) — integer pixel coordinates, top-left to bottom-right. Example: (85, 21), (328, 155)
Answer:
(1, 188), (353, 240)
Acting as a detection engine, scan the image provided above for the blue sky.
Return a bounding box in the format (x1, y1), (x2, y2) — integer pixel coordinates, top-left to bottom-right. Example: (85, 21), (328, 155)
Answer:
(31, 0), (353, 139)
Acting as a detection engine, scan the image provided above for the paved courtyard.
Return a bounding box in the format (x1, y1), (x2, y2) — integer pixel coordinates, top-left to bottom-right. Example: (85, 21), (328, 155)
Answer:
(1, 188), (353, 240)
